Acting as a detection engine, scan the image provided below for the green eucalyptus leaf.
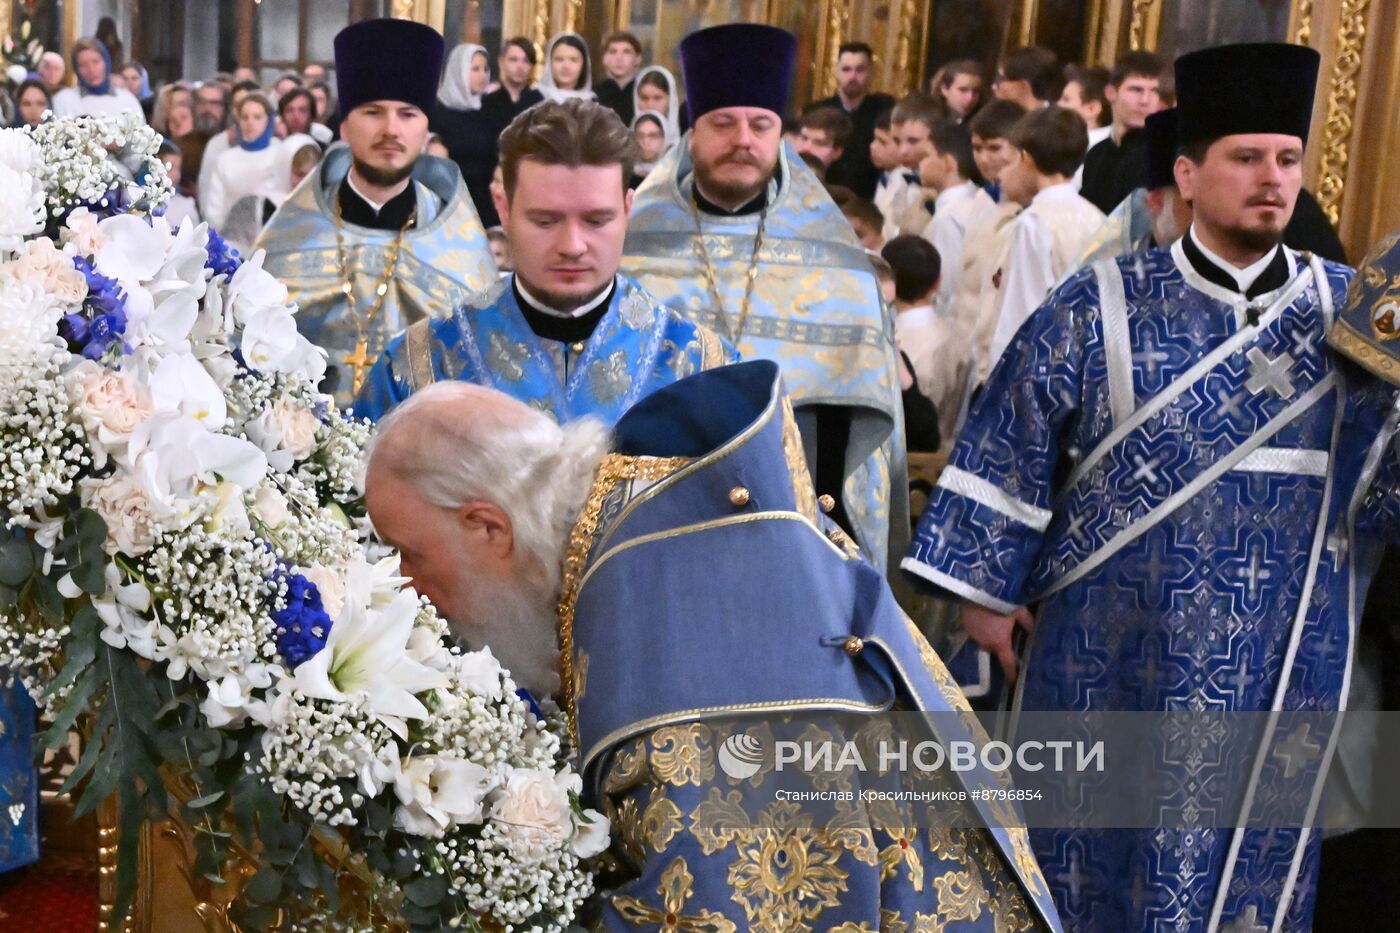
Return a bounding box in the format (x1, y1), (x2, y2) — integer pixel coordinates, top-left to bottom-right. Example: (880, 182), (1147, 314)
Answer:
(403, 873), (448, 907)
(186, 791), (225, 809)
(244, 866), (283, 904)
(25, 573), (63, 623)
(0, 536), (35, 587)
(71, 554), (107, 596)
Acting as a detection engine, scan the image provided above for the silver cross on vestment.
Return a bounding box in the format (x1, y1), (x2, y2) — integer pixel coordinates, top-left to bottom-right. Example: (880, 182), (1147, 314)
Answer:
(1244, 347), (1296, 400)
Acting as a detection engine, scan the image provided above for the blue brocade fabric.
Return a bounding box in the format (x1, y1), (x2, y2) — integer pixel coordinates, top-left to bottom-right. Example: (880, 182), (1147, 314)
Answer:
(904, 242), (1400, 931)
(255, 145), (498, 410)
(0, 680), (39, 873)
(351, 274), (733, 426)
(569, 360), (1062, 932)
(622, 140), (907, 570)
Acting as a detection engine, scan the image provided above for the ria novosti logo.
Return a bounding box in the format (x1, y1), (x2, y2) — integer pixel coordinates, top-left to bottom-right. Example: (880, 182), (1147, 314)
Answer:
(718, 731), (765, 780)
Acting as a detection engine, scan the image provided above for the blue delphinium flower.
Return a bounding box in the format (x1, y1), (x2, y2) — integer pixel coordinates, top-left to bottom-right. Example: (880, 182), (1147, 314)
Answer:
(272, 573), (334, 669)
(59, 256), (129, 360)
(205, 228), (242, 278)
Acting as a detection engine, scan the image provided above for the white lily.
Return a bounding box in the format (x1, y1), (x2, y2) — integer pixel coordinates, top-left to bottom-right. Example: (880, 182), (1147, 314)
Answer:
(283, 588), (448, 736)
(392, 755), (495, 837)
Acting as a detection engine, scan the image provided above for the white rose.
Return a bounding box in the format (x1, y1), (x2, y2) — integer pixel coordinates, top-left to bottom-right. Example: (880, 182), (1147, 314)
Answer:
(301, 563), (346, 620)
(571, 807), (611, 859)
(489, 769), (575, 856)
(251, 484), (292, 530)
(81, 473), (158, 555)
(246, 397), (320, 471)
(9, 238), (88, 305)
(61, 206), (106, 256)
(272, 398), (319, 460)
(454, 647), (506, 697)
(70, 361), (154, 467)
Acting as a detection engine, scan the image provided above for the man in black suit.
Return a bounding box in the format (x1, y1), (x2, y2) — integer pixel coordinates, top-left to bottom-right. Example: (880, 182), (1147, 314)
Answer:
(481, 36), (545, 139)
(806, 42), (895, 200)
(594, 31), (643, 127)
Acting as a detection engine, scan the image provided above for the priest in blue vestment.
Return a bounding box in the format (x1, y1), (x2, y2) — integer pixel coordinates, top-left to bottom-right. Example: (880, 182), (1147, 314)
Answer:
(353, 98), (732, 426)
(363, 360), (1062, 932)
(621, 25), (907, 571)
(255, 19), (499, 410)
(904, 44), (1400, 931)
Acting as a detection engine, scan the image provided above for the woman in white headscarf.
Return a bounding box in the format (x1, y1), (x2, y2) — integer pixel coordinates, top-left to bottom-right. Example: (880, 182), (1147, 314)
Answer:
(430, 42), (499, 225)
(539, 33), (595, 103)
(631, 65), (681, 140)
(629, 111), (678, 189)
(218, 132), (319, 256)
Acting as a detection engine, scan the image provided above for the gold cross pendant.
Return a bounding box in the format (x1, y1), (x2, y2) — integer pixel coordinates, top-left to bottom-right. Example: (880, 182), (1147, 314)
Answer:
(345, 339), (372, 394)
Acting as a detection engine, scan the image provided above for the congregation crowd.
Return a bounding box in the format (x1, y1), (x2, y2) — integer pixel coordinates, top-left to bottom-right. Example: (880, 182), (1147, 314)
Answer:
(5, 20), (1352, 461)
(8, 10), (1400, 929)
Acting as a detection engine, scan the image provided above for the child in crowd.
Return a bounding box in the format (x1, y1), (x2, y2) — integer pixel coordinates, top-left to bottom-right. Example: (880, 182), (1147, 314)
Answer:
(840, 195), (886, 252)
(985, 106), (1104, 372)
(157, 140), (201, 229)
(916, 121), (979, 301)
(882, 235), (969, 452)
(870, 252), (942, 453)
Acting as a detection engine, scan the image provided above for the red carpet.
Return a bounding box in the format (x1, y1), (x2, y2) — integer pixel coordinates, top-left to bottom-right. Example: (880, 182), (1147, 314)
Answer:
(0, 868), (97, 933)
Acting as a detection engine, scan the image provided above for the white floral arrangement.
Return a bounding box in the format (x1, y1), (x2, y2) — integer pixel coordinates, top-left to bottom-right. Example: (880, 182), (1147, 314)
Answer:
(0, 119), (604, 931)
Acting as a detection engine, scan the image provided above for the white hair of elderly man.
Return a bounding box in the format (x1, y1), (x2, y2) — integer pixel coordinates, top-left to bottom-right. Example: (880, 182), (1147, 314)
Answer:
(365, 382), (611, 696)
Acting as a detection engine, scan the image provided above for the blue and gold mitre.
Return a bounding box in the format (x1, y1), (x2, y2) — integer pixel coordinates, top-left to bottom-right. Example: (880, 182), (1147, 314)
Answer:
(1329, 227), (1400, 386)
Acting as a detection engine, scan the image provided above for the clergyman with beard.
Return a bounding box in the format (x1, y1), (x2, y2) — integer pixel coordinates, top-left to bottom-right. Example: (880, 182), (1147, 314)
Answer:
(255, 18), (497, 409)
(363, 362), (1062, 931)
(622, 23), (907, 572)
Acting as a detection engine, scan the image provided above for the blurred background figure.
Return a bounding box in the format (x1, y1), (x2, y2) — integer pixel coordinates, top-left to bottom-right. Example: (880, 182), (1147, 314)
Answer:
(539, 33), (594, 103)
(433, 43), (498, 225)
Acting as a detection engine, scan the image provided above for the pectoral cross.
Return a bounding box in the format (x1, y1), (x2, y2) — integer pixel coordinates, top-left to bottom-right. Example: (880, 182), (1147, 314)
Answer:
(346, 339), (372, 394)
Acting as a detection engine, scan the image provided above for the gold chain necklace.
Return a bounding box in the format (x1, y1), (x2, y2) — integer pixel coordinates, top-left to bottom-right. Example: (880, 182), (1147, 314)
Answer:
(334, 192), (416, 394)
(689, 188), (767, 343)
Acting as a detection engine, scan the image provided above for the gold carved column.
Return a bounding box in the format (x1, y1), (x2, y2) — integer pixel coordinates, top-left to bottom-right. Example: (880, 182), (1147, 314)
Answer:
(391, 0), (447, 30)
(1294, 0), (1400, 258)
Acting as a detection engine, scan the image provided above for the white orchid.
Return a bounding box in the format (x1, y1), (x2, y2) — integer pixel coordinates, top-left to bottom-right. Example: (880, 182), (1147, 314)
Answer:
(202, 675), (254, 728)
(283, 588), (449, 735)
(93, 563), (156, 658)
(148, 352), (227, 428)
(222, 251), (290, 327)
(124, 412), (268, 523)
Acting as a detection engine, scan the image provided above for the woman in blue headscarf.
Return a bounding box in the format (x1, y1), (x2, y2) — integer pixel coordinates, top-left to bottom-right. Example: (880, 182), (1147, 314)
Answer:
(51, 37), (142, 118)
(118, 60), (156, 120)
(203, 92), (285, 230)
